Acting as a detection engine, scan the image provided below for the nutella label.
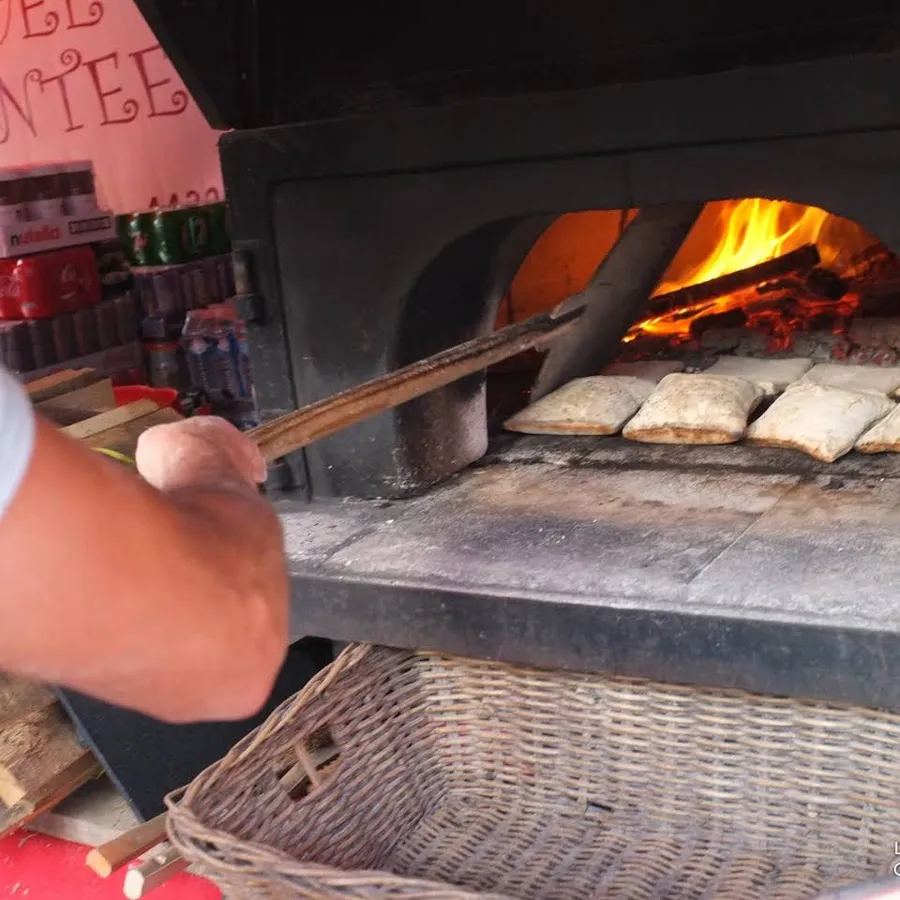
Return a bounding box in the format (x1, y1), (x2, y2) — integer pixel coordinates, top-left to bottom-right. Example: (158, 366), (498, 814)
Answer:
(0, 211), (115, 259)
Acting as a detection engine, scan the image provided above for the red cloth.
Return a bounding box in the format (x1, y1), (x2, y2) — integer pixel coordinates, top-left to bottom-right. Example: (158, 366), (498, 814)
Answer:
(0, 831), (220, 900)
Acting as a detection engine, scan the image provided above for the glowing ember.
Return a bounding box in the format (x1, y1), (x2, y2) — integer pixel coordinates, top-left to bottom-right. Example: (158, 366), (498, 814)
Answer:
(625, 199), (878, 348)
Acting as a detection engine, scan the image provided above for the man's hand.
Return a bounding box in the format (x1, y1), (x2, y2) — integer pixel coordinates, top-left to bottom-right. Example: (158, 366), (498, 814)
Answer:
(136, 417), (267, 495)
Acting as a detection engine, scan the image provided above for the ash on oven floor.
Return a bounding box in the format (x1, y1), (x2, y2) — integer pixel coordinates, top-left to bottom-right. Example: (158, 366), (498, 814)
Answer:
(482, 432), (900, 480)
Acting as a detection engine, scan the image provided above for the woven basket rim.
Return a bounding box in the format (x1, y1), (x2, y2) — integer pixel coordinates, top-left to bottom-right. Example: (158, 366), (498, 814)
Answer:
(166, 794), (513, 899)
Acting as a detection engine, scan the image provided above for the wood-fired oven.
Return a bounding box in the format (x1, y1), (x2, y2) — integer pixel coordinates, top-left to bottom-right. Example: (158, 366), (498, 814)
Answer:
(135, 1), (900, 715)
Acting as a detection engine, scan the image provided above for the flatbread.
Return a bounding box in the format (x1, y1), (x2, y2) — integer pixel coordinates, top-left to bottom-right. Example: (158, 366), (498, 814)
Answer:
(798, 363), (900, 396)
(746, 382), (895, 462)
(855, 404), (900, 453)
(504, 376), (656, 435)
(703, 356), (812, 396)
(601, 360), (684, 382)
(621, 373), (763, 445)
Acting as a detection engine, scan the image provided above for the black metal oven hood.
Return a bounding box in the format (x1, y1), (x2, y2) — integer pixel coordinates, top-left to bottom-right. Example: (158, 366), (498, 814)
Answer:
(137, 2), (900, 129)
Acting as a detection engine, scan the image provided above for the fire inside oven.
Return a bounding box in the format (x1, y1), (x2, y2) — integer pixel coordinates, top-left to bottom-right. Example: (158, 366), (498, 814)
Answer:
(488, 200), (900, 463)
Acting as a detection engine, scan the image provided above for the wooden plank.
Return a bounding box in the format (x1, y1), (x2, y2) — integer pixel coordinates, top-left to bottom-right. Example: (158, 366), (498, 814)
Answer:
(0, 753), (101, 838)
(37, 379), (116, 426)
(0, 675), (57, 727)
(62, 400), (160, 442)
(85, 407), (183, 459)
(25, 343), (142, 387)
(0, 675), (100, 837)
(0, 701), (95, 807)
(26, 369), (99, 404)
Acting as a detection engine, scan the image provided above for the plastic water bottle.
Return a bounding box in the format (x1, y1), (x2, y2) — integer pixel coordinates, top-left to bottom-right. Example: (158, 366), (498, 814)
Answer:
(213, 313), (241, 399)
(182, 309), (220, 395)
(234, 320), (253, 400)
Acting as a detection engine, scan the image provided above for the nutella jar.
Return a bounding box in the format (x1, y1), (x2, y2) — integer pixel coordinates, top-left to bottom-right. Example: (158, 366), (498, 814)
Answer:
(60, 161), (97, 216)
(0, 169), (26, 226)
(26, 163), (65, 220)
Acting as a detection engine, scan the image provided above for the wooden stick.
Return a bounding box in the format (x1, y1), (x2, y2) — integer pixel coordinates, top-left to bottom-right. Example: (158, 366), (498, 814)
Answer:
(86, 812), (168, 878)
(62, 400), (159, 441)
(122, 844), (188, 900)
(84, 742), (338, 881)
(645, 243), (821, 314)
(248, 304), (583, 462)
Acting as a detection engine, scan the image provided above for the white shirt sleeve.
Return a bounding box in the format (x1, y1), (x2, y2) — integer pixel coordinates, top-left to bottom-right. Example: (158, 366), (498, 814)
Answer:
(0, 366), (35, 521)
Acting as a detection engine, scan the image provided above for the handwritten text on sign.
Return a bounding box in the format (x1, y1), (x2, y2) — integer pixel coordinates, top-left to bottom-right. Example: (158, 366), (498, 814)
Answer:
(0, 0), (225, 211)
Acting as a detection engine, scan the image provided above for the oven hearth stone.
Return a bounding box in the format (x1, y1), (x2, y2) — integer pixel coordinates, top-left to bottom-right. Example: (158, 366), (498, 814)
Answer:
(282, 433), (900, 712)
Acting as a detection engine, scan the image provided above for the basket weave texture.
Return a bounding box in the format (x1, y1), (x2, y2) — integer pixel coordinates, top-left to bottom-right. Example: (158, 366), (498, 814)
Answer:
(167, 644), (900, 900)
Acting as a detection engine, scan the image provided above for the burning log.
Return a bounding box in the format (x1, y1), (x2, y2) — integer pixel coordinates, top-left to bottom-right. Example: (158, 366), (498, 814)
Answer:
(846, 243), (900, 281)
(647, 244), (822, 314)
(805, 268), (848, 302)
(612, 237), (900, 380)
(845, 243), (900, 313)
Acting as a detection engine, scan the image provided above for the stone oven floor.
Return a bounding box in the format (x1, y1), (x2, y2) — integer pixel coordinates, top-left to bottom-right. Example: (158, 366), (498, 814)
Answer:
(279, 434), (900, 711)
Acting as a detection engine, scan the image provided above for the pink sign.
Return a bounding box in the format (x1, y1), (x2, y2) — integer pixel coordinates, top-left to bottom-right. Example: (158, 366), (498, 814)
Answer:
(0, 0), (225, 213)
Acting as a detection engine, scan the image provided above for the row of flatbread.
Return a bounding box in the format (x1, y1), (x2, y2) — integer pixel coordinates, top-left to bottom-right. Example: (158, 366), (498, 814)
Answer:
(504, 356), (900, 463)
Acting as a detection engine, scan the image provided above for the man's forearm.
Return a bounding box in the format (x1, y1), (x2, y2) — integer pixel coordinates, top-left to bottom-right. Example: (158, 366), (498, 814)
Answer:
(0, 417), (289, 723)
(115, 484), (290, 722)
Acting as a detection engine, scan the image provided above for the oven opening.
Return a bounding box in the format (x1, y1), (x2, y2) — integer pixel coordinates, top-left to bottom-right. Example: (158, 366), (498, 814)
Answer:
(488, 200), (900, 464)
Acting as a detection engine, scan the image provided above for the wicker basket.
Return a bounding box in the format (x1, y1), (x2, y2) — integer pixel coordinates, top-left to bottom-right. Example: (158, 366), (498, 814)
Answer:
(166, 644), (900, 900)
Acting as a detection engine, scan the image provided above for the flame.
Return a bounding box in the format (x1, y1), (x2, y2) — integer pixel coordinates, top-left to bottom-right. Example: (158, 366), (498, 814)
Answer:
(625, 199), (875, 346)
(655, 199), (829, 293)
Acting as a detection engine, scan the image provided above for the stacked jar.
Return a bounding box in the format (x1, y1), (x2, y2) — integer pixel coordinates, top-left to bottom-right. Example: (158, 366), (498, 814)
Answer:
(26, 164), (66, 219)
(0, 169), (27, 226)
(0, 161), (99, 224)
(59, 161), (98, 216)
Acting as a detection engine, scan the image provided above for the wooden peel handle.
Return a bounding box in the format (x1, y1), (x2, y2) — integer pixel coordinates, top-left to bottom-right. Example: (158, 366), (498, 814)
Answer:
(247, 306), (582, 462)
(85, 812), (168, 878)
